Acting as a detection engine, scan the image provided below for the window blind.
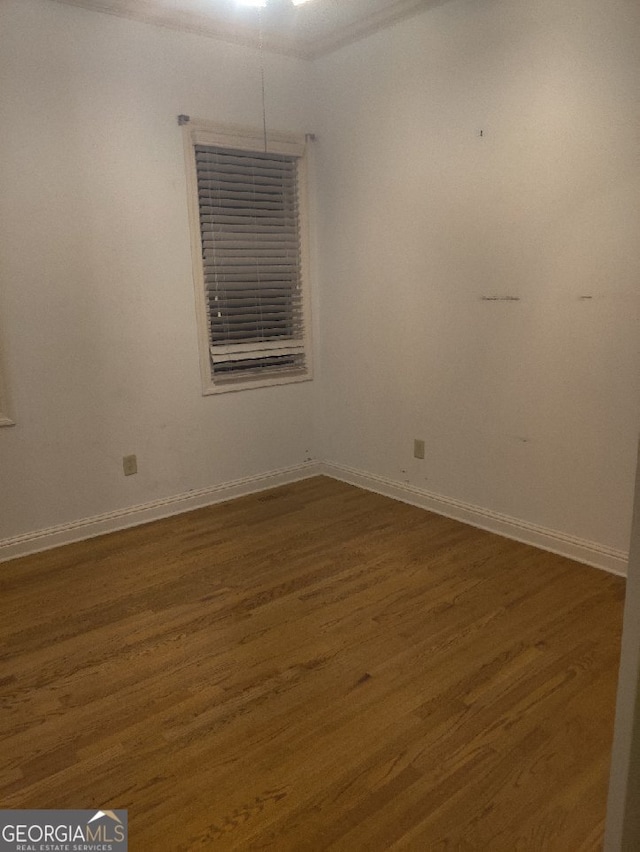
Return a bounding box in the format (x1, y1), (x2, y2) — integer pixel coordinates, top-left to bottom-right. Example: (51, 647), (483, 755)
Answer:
(196, 144), (306, 383)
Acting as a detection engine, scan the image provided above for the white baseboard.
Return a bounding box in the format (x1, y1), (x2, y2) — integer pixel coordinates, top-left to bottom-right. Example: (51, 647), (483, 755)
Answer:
(0, 462), (322, 564)
(319, 462), (629, 577)
(1, 460), (628, 577)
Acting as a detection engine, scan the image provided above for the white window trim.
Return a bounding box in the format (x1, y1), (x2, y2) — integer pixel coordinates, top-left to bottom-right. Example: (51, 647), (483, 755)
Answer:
(183, 118), (313, 395)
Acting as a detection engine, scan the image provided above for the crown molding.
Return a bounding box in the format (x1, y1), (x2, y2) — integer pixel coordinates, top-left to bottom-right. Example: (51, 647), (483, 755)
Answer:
(48, 0), (444, 60)
(305, 0), (447, 59)
(48, 0), (308, 57)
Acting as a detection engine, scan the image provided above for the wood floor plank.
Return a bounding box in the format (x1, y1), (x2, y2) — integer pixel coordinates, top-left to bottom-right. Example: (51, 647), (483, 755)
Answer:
(0, 476), (624, 849)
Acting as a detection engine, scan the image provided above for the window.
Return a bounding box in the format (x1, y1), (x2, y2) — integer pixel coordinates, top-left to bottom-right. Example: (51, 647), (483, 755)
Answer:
(183, 119), (313, 393)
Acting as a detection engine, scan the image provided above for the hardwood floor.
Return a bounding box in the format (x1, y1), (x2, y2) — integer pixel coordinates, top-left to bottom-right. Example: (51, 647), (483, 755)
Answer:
(0, 476), (625, 850)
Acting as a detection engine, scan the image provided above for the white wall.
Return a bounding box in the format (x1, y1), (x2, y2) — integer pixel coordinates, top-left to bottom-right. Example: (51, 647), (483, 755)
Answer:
(313, 0), (640, 553)
(0, 0), (316, 541)
(2, 0), (640, 563)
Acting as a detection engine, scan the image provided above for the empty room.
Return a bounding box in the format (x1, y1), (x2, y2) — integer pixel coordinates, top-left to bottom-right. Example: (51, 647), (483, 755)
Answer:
(2, 0), (640, 848)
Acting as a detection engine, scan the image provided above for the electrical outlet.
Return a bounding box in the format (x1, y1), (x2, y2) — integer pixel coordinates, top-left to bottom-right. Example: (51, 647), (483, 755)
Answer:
(413, 439), (425, 460)
(123, 454), (137, 476)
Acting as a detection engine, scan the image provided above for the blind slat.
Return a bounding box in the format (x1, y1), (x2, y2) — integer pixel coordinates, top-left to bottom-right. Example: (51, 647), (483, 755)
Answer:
(196, 143), (305, 379)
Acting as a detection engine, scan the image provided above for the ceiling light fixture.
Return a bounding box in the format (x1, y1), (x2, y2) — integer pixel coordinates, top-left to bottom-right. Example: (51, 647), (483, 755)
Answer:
(236, 0), (313, 6)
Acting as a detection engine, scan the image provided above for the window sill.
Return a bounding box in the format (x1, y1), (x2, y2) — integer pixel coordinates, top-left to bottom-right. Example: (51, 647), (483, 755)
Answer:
(202, 371), (313, 395)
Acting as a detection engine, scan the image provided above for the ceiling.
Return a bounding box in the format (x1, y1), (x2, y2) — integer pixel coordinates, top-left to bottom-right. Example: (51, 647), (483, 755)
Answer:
(50, 0), (446, 58)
